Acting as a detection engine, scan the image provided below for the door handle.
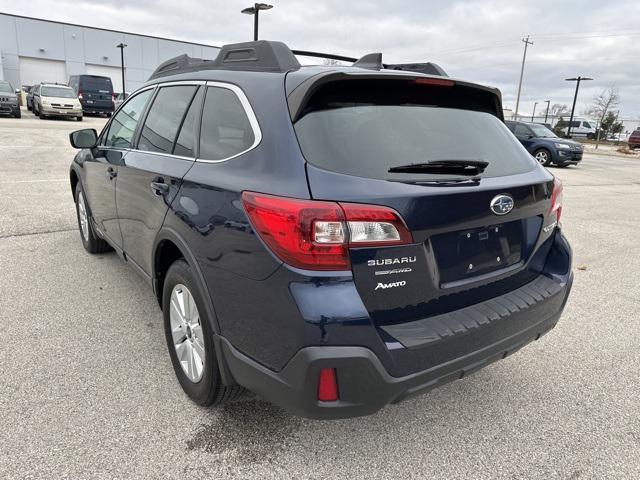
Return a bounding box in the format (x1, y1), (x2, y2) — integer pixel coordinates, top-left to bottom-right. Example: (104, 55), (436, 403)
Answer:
(150, 180), (169, 196)
(106, 167), (117, 180)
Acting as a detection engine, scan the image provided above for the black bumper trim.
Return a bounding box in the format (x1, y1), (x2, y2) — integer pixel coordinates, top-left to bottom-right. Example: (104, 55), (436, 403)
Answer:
(381, 275), (563, 349)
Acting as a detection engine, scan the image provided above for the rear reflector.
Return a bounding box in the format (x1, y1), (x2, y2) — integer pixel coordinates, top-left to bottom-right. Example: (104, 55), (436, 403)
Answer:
(317, 368), (339, 402)
(549, 177), (563, 223)
(242, 192), (413, 271)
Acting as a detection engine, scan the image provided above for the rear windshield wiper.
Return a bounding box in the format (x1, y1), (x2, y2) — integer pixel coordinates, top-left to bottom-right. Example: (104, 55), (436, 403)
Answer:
(389, 176), (481, 186)
(388, 160), (489, 176)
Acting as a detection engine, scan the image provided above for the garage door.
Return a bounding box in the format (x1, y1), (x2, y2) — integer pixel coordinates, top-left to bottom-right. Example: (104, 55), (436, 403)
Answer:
(19, 57), (67, 86)
(86, 65), (123, 94)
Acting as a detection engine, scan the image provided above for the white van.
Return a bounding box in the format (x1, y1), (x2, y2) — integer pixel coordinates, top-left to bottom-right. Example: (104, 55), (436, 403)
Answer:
(558, 119), (596, 139)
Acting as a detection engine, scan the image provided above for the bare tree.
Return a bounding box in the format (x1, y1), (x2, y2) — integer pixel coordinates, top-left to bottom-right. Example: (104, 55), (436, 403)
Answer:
(586, 86), (620, 149)
(550, 103), (569, 117)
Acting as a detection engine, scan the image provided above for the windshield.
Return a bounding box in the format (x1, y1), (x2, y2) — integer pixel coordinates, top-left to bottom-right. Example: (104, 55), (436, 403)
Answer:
(296, 104), (536, 181)
(528, 123), (557, 138)
(0, 82), (13, 93)
(42, 86), (77, 98)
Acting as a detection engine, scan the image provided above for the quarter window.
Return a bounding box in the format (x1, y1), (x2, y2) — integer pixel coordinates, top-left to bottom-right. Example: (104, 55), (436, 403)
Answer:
(104, 89), (153, 148)
(199, 86), (255, 161)
(138, 85), (198, 154)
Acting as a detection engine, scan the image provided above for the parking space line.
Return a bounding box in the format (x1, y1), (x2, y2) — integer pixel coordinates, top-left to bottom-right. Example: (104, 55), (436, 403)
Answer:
(0, 179), (68, 184)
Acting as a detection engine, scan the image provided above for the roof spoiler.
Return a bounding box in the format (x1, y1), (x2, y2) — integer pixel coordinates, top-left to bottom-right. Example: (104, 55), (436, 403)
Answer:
(149, 41), (447, 80)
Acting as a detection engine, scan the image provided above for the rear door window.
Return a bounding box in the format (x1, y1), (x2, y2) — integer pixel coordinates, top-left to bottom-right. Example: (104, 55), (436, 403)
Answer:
(294, 79), (536, 181)
(137, 85), (198, 154)
(514, 124), (532, 137)
(104, 89), (153, 149)
(199, 86), (255, 161)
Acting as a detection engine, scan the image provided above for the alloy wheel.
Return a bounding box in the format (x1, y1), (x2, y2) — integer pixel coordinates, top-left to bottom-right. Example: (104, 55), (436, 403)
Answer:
(77, 192), (89, 241)
(169, 284), (205, 383)
(535, 150), (549, 165)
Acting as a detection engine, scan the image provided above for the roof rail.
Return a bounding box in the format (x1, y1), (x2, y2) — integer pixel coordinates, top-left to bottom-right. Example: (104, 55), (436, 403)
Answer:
(149, 40), (301, 80)
(148, 41), (448, 80)
(290, 49), (448, 76)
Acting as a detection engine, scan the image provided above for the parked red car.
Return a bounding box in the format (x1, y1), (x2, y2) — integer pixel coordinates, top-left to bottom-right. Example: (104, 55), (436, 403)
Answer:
(629, 129), (640, 149)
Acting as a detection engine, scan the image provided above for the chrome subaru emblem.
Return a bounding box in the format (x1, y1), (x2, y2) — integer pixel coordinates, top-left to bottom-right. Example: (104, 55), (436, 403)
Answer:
(490, 194), (514, 215)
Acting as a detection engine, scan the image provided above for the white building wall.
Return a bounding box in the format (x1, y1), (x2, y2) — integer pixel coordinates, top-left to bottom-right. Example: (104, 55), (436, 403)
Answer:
(0, 13), (220, 93)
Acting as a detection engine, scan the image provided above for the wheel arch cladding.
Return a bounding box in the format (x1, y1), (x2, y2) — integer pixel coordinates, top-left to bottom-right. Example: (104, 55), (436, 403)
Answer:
(155, 239), (184, 305)
(152, 229), (222, 333)
(70, 168), (79, 201)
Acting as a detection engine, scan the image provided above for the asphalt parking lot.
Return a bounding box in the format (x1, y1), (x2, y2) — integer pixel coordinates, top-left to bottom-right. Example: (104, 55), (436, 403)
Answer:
(1, 108), (639, 480)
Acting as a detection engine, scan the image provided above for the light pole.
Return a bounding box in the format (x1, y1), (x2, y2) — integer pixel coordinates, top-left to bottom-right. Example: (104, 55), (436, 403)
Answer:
(544, 100), (551, 123)
(565, 76), (593, 138)
(241, 3), (273, 41)
(116, 43), (127, 98)
(531, 102), (538, 122)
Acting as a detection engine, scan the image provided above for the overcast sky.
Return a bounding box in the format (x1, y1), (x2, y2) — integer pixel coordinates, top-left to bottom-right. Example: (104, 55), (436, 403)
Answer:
(2, 0), (639, 120)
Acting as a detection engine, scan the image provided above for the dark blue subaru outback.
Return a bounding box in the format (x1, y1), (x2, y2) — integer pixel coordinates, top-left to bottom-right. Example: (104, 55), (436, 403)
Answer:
(68, 41), (572, 419)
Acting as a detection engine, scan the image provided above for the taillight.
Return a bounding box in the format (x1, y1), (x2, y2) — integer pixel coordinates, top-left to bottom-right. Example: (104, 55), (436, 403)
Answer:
(341, 203), (413, 247)
(317, 368), (339, 402)
(241, 192), (413, 271)
(549, 177), (563, 223)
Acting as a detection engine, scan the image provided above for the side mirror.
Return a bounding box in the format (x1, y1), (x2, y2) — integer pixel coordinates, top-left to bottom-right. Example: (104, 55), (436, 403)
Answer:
(15, 89), (20, 94)
(70, 129), (98, 149)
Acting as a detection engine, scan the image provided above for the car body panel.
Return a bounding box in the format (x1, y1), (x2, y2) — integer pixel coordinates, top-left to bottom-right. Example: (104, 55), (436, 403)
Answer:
(69, 45), (574, 417)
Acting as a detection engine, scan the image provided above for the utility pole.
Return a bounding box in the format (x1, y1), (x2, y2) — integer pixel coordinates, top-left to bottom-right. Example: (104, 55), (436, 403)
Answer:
(544, 100), (551, 122)
(565, 76), (593, 138)
(531, 102), (538, 122)
(514, 35), (533, 120)
(116, 43), (127, 98)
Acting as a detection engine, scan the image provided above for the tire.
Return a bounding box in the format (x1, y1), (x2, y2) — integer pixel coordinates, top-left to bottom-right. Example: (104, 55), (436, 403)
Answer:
(34, 105), (39, 116)
(587, 133), (595, 140)
(533, 148), (552, 167)
(27, 104), (32, 112)
(106, 112), (112, 118)
(14, 110), (21, 119)
(163, 259), (246, 406)
(74, 184), (111, 254)
(77, 116), (83, 122)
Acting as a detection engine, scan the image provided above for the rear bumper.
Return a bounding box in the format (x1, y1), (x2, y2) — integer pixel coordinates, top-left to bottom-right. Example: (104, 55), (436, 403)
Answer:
(80, 103), (113, 114)
(220, 270), (573, 419)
